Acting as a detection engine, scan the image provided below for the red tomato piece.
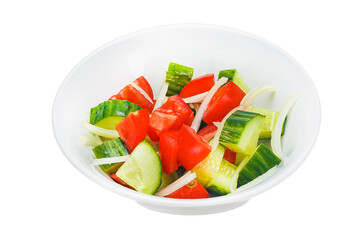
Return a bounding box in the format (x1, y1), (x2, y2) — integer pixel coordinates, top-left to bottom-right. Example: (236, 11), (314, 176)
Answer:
(159, 130), (180, 174)
(203, 81), (245, 124)
(116, 109), (149, 152)
(109, 173), (135, 190)
(148, 95), (194, 141)
(178, 125), (212, 170)
(179, 73), (215, 98)
(223, 148), (237, 164)
(148, 112), (179, 141)
(166, 179), (209, 199)
(197, 123), (218, 142)
(109, 76), (154, 112)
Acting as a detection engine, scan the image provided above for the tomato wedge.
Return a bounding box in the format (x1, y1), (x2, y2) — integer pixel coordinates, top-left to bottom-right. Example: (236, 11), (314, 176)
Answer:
(159, 130), (180, 174)
(178, 125), (212, 170)
(166, 179), (209, 199)
(197, 123), (218, 142)
(109, 173), (135, 190)
(116, 109), (149, 152)
(224, 148), (237, 164)
(179, 73), (215, 98)
(109, 76), (154, 112)
(148, 95), (194, 141)
(203, 80), (245, 124)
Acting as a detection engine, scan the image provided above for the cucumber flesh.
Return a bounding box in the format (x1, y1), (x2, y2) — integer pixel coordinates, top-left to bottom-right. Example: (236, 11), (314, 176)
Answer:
(192, 140), (225, 186)
(116, 141), (162, 195)
(206, 160), (237, 195)
(92, 138), (129, 174)
(236, 143), (281, 187)
(218, 69), (250, 93)
(90, 100), (142, 129)
(165, 62), (194, 96)
(220, 110), (265, 155)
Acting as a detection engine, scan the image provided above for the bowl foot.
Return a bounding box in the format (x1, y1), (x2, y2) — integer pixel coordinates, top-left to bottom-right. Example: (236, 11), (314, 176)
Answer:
(137, 200), (249, 215)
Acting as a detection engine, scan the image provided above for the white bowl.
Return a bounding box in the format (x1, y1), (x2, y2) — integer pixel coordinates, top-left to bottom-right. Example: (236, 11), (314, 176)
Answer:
(52, 24), (321, 215)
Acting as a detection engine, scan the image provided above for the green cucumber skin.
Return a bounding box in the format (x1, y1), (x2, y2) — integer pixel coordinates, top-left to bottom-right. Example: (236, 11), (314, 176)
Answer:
(90, 100), (142, 125)
(219, 111), (265, 153)
(218, 69), (237, 81)
(165, 62), (194, 96)
(237, 143), (281, 187)
(218, 69), (250, 93)
(220, 111), (259, 145)
(92, 138), (129, 173)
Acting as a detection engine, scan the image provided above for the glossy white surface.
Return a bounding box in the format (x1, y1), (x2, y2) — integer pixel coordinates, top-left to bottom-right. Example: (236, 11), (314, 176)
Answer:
(52, 24), (320, 214)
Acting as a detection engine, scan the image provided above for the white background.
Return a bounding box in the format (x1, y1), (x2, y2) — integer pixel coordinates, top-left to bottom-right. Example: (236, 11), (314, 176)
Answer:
(1, 1), (359, 239)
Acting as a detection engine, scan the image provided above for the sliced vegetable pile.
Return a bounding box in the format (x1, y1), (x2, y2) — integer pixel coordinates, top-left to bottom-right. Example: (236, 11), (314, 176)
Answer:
(82, 62), (299, 199)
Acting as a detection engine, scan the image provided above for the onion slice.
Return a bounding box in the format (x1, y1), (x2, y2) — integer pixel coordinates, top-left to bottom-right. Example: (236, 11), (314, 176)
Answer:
(130, 82), (154, 104)
(152, 82), (169, 113)
(83, 122), (119, 139)
(271, 91), (301, 159)
(155, 171), (196, 197)
(91, 155), (129, 165)
(240, 85), (276, 108)
(182, 91), (209, 103)
(191, 77), (228, 132)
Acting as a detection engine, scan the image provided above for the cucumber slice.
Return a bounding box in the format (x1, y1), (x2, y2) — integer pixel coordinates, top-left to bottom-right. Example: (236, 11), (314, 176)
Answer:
(218, 69), (250, 93)
(245, 105), (278, 139)
(192, 140), (225, 186)
(90, 100), (142, 129)
(165, 62), (194, 96)
(206, 160), (237, 195)
(220, 110), (265, 154)
(92, 138), (129, 174)
(116, 141), (162, 195)
(245, 105), (287, 138)
(236, 143), (281, 187)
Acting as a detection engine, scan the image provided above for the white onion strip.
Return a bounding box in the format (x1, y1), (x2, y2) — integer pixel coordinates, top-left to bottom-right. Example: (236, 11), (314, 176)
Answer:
(130, 82), (154, 104)
(83, 122), (119, 139)
(155, 171), (196, 197)
(211, 85), (276, 150)
(271, 91), (301, 159)
(92, 155), (129, 165)
(240, 85), (276, 109)
(191, 77), (228, 132)
(152, 82), (169, 113)
(182, 91), (209, 103)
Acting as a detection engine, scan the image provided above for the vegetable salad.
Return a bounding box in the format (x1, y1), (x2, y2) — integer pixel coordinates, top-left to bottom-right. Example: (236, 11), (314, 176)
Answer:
(82, 62), (299, 199)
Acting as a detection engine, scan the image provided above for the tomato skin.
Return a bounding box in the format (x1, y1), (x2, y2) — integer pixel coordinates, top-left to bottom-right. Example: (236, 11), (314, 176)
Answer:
(109, 76), (154, 112)
(116, 109), (149, 152)
(179, 73), (215, 98)
(224, 148), (237, 164)
(109, 173), (135, 190)
(197, 123), (218, 142)
(166, 179), (209, 199)
(148, 95), (194, 141)
(178, 125), (212, 170)
(159, 130), (180, 174)
(203, 81), (245, 124)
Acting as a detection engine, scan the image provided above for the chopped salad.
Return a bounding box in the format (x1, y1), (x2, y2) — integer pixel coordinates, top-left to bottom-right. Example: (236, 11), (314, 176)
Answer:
(82, 62), (299, 199)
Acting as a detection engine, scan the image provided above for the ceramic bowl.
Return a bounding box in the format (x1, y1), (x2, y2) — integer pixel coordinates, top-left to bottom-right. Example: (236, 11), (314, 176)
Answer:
(52, 24), (321, 215)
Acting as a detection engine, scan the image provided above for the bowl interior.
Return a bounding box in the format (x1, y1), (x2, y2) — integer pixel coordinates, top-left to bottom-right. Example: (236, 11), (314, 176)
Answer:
(53, 24), (320, 207)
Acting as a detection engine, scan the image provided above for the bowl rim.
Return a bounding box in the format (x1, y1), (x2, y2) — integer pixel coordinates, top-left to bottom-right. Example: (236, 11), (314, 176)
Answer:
(52, 23), (321, 207)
